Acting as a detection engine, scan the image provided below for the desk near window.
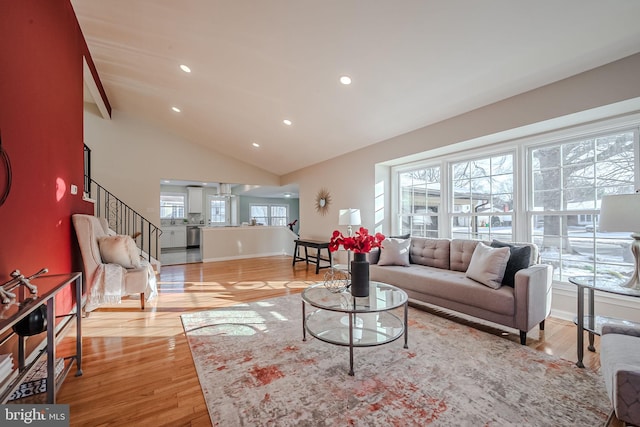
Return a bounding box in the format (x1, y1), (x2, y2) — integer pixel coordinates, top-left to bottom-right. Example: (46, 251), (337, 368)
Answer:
(292, 239), (333, 274)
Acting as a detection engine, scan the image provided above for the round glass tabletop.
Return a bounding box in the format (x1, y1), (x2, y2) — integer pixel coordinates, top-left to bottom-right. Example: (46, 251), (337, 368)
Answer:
(301, 281), (407, 314)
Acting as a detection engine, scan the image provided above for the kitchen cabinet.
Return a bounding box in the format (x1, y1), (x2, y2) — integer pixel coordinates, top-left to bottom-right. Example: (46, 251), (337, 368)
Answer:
(188, 187), (203, 213)
(161, 226), (187, 248)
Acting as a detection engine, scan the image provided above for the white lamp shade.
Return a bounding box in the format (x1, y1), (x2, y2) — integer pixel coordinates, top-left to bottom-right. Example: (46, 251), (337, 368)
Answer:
(338, 208), (361, 226)
(599, 194), (640, 232)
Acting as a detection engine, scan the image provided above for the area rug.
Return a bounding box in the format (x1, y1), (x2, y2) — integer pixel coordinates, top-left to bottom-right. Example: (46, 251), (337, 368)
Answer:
(181, 295), (609, 426)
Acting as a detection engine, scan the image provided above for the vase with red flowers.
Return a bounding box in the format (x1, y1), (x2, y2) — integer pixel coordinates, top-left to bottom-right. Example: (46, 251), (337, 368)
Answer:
(329, 227), (385, 297)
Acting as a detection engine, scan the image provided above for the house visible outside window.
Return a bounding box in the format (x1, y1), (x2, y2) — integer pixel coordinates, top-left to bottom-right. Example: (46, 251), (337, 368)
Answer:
(250, 204), (289, 226)
(209, 197), (228, 225)
(529, 130), (637, 281)
(160, 192), (186, 219)
(450, 153), (514, 241)
(398, 166), (440, 237)
(392, 118), (640, 284)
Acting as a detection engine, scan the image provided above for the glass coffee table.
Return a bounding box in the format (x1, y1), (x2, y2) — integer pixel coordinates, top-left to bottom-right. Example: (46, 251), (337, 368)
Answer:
(301, 281), (408, 376)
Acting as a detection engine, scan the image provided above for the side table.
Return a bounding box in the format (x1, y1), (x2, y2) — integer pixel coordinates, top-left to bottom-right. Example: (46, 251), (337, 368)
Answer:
(0, 272), (83, 403)
(569, 275), (640, 368)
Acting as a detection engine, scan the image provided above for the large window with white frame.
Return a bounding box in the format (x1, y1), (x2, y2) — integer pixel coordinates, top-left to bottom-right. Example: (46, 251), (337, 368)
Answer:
(209, 196), (229, 225)
(393, 120), (640, 284)
(450, 153), (514, 241)
(398, 166), (441, 237)
(529, 129), (637, 282)
(160, 192), (186, 220)
(270, 205), (289, 226)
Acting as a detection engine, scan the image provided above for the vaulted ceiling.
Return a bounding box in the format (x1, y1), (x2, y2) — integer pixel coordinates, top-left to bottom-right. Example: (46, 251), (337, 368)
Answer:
(73, 0), (640, 176)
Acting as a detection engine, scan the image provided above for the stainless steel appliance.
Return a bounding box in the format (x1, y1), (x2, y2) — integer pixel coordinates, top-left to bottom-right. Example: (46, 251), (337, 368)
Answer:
(186, 226), (200, 248)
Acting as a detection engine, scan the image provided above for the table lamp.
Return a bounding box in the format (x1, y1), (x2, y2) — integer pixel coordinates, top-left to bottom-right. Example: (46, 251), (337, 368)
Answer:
(338, 208), (361, 272)
(598, 193), (640, 289)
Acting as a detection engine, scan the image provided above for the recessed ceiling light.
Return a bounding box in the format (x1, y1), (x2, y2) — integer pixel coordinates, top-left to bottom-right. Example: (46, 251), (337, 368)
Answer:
(180, 64), (191, 73)
(283, 119), (292, 126)
(252, 142), (260, 148)
(172, 106), (181, 113)
(340, 75), (352, 85)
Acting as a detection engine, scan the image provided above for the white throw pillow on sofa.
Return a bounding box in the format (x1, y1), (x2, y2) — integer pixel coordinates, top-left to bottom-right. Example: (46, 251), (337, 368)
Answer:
(98, 235), (141, 269)
(465, 242), (510, 289)
(377, 238), (411, 267)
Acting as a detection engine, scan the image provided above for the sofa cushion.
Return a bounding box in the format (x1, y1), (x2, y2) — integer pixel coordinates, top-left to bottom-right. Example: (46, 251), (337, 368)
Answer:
(368, 234), (411, 264)
(409, 237), (450, 269)
(490, 240), (532, 287)
(450, 239), (479, 272)
(97, 235), (141, 269)
(378, 238), (411, 266)
(369, 264), (515, 316)
(465, 242), (510, 289)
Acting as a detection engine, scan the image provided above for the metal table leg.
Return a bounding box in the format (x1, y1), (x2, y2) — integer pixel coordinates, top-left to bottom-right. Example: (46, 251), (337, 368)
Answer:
(75, 274), (83, 376)
(577, 285), (585, 368)
(302, 301), (306, 341)
(46, 297), (56, 403)
(403, 301), (409, 349)
(588, 288), (596, 352)
(348, 312), (354, 376)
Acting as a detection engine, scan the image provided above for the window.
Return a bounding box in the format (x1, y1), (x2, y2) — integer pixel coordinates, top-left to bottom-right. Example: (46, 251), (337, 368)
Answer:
(270, 205), (288, 226)
(398, 166), (440, 237)
(250, 204), (289, 226)
(250, 205), (268, 225)
(392, 117), (640, 284)
(529, 130), (637, 281)
(160, 192), (186, 219)
(451, 154), (514, 241)
(209, 197), (228, 225)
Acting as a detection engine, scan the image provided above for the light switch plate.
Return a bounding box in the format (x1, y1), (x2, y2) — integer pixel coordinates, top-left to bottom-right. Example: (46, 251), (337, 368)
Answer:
(70, 184), (78, 195)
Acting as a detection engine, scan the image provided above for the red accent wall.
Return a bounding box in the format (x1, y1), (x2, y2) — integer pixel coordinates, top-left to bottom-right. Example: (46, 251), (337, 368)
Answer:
(0, 1), (94, 312)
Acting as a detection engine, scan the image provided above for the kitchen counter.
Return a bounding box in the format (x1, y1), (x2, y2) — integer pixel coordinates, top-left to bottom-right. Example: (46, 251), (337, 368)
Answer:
(200, 226), (296, 262)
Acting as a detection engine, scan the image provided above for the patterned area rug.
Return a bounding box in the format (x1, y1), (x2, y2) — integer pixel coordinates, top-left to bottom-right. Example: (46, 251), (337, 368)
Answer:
(181, 294), (609, 426)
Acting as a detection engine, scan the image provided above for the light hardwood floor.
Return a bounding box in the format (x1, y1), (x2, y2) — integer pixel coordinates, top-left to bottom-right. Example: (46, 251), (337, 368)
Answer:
(57, 256), (608, 426)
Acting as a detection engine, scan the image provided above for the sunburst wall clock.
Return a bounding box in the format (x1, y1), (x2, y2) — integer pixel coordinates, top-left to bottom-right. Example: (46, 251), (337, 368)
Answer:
(315, 188), (331, 215)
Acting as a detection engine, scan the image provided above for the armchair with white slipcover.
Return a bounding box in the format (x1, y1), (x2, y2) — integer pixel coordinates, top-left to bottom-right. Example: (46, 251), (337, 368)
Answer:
(72, 214), (157, 311)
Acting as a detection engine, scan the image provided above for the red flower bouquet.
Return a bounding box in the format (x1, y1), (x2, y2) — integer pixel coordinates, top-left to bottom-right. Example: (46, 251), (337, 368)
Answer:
(329, 227), (385, 253)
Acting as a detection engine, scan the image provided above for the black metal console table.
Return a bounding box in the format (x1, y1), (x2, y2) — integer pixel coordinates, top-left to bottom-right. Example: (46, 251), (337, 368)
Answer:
(0, 272), (83, 403)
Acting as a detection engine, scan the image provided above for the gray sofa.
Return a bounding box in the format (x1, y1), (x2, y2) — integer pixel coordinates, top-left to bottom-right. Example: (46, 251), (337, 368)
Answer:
(600, 324), (640, 425)
(369, 237), (553, 344)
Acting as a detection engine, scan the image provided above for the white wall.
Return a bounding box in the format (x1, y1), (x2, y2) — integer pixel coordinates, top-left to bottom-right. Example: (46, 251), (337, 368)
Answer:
(84, 110), (280, 225)
(282, 53), (640, 242)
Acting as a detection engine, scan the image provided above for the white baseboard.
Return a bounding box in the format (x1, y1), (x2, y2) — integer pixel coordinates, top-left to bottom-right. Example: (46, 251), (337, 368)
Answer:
(202, 251), (288, 263)
(550, 282), (640, 323)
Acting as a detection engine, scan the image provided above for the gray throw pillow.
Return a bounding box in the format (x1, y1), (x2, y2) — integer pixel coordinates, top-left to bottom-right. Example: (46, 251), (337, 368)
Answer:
(490, 240), (532, 287)
(377, 238), (411, 267)
(465, 242), (510, 289)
